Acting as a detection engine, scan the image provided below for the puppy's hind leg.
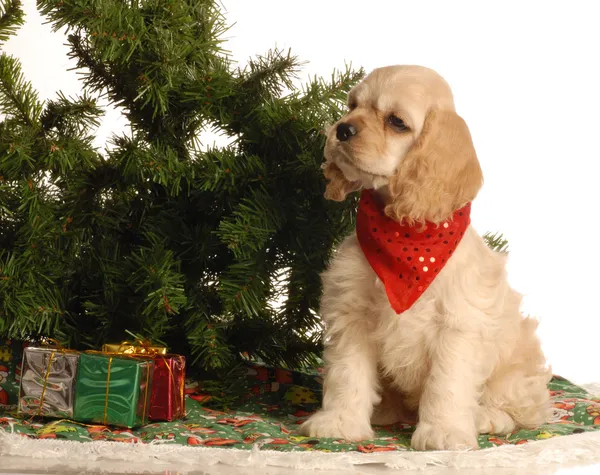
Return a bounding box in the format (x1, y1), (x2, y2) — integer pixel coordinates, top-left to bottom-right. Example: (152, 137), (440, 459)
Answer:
(479, 317), (552, 434)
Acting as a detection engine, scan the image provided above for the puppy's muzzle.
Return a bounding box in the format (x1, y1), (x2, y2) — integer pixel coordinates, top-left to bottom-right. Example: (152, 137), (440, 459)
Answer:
(336, 122), (357, 142)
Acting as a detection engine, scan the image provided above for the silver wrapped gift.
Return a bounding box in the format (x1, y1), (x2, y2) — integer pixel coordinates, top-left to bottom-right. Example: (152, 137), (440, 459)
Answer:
(18, 347), (79, 418)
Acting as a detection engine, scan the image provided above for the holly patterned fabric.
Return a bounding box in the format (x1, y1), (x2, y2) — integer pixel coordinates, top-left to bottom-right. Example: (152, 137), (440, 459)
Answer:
(0, 340), (599, 452)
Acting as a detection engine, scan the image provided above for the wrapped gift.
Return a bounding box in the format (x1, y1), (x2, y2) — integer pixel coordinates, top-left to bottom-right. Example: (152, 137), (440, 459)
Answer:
(73, 352), (154, 428)
(101, 341), (167, 355)
(149, 354), (186, 421)
(18, 346), (79, 418)
(102, 340), (186, 422)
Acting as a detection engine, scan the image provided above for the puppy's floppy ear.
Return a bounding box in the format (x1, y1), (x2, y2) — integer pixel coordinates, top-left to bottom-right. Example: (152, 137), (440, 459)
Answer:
(385, 109), (483, 224)
(322, 162), (362, 201)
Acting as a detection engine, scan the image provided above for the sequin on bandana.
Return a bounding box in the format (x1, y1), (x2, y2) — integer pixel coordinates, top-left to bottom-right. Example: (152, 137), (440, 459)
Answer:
(356, 189), (472, 314)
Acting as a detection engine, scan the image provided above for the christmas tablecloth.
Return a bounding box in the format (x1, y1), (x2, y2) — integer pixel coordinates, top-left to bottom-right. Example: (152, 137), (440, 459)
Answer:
(1, 339), (599, 454)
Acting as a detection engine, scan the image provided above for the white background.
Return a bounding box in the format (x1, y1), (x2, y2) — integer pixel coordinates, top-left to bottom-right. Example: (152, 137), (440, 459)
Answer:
(4, 0), (599, 383)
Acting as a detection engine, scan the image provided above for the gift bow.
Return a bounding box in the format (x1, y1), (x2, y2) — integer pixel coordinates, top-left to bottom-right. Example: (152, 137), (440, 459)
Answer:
(103, 339), (167, 355)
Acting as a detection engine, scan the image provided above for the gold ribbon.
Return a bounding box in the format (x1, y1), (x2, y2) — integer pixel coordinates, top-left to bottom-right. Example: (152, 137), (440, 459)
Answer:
(142, 357), (150, 421)
(177, 355), (186, 416)
(37, 351), (55, 416)
(103, 356), (113, 425)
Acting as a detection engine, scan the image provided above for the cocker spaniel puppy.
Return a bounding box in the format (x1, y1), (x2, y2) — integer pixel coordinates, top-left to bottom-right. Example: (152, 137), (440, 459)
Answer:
(300, 65), (551, 451)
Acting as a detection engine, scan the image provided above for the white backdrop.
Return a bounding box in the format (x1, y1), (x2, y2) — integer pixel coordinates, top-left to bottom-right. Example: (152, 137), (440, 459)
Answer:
(4, 0), (599, 383)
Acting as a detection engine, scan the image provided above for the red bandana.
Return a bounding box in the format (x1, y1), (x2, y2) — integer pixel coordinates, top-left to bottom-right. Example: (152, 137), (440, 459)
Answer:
(356, 189), (471, 314)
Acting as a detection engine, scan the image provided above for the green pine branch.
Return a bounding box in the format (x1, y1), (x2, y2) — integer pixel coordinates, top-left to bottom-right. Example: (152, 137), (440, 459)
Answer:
(237, 48), (301, 99)
(0, 120), (37, 176)
(301, 65), (365, 110)
(483, 232), (509, 253)
(40, 91), (103, 136)
(219, 258), (271, 318)
(65, 32), (143, 124)
(0, 0), (23, 44)
(41, 134), (100, 177)
(125, 233), (187, 337)
(0, 54), (43, 127)
(185, 316), (234, 370)
(217, 185), (283, 259)
(195, 147), (265, 194)
(0, 250), (64, 338)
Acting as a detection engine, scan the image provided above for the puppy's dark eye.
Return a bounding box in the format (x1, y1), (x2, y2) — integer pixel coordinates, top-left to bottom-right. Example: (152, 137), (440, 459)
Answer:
(349, 102), (357, 110)
(388, 115), (407, 131)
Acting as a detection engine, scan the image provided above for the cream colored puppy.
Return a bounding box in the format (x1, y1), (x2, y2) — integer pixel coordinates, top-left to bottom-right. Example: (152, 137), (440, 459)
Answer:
(300, 65), (551, 451)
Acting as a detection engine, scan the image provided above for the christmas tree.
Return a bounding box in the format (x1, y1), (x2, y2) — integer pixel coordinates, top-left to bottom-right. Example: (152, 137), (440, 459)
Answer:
(0, 0), (363, 375)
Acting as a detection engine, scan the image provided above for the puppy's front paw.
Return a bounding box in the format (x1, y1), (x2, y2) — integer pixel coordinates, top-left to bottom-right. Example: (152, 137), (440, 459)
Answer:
(411, 421), (479, 451)
(476, 407), (516, 435)
(299, 410), (374, 442)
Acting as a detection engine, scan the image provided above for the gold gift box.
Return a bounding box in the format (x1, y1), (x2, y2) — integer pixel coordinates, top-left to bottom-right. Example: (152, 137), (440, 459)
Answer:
(102, 343), (167, 355)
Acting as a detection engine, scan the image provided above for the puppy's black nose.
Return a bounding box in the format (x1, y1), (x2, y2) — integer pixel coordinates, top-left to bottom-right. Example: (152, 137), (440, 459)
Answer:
(336, 122), (357, 141)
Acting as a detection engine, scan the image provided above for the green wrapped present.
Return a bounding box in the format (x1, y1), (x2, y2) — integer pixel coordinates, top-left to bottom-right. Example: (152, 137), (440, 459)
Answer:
(73, 352), (154, 428)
